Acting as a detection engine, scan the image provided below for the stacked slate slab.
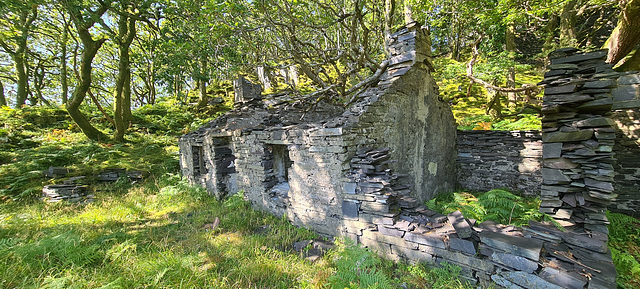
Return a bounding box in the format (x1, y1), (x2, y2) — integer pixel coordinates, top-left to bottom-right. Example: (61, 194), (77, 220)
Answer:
(42, 184), (92, 203)
(539, 48), (618, 233)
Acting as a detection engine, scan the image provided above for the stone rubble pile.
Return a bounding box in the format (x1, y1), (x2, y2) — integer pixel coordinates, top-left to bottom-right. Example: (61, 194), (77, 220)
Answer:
(41, 167), (144, 203)
(538, 48), (618, 233)
(42, 184), (92, 203)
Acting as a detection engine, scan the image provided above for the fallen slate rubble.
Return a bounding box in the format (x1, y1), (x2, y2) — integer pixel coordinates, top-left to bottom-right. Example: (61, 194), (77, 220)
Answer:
(42, 184), (92, 203)
(41, 167), (144, 203)
(341, 147), (616, 288)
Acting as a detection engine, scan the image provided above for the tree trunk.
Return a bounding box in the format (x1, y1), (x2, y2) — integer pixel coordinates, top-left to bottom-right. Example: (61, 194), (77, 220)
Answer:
(61, 24), (69, 104)
(0, 80), (6, 106)
(197, 59), (208, 108)
(403, 1), (414, 25)
(383, 0), (395, 56)
(606, 0), (640, 66)
(559, 0), (578, 47)
(506, 21), (517, 109)
(114, 11), (136, 142)
(66, 5), (109, 142)
(544, 15), (559, 52)
(617, 49), (640, 71)
(14, 55), (28, 107)
(9, 7), (38, 108)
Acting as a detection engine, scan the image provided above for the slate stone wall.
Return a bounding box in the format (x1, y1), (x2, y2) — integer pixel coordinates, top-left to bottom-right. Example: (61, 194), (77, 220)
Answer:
(342, 25), (458, 203)
(611, 108), (640, 216)
(456, 130), (542, 195)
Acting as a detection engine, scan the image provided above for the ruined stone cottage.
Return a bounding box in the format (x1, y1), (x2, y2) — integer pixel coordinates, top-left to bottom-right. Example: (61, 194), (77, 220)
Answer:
(179, 25), (457, 236)
(180, 25), (639, 287)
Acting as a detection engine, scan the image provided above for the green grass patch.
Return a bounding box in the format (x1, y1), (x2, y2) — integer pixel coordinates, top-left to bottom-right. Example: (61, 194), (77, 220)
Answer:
(0, 178), (329, 288)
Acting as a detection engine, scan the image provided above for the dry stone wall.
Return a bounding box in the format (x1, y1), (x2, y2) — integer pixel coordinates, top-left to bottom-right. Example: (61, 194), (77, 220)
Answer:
(456, 131), (542, 195)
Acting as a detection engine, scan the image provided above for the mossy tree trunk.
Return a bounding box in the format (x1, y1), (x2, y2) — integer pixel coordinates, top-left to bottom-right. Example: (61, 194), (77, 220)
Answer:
(606, 0), (640, 68)
(114, 9), (136, 143)
(65, 2), (108, 142)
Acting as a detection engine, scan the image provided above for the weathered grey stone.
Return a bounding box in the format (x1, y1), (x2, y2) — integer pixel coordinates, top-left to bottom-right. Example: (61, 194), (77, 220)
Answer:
(550, 50), (607, 65)
(499, 271), (564, 289)
(545, 84), (578, 95)
(447, 210), (473, 239)
(422, 246), (495, 273)
(618, 74), (640, 85)
(359, 212), (395, 225)
(584, 178), (614, 192)
(573, 117), (615, 128)
(378, 225), (405, 238)
(343, 182), (357, 194)
(547, 64), (579, 70)
(362, 229), (416, 249)
(448, 237), (477, 255)
(404, 232), (446, 248)
(480, 231), (543, 261)
(491, 252), (539, 273)
(342, 200), (359, 218)
(542, 168), (572, 183)
(538, 267), (587, 289)
(491, 275), (525, 289)
(544, 158), (578, 169)
(611, 99), (640, 109)
(391, 245), (434, 263)
(612, 85), (639, 101)
(582, 79), (615, 89)
(543, 143), (563, 159)
(577, 98), (613, 112)
(561, 232), (608, 253)
(542, 130), (593, 143)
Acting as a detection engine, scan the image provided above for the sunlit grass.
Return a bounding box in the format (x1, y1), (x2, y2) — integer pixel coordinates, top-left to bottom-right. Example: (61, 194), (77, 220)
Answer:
(0, 176), (331, 288)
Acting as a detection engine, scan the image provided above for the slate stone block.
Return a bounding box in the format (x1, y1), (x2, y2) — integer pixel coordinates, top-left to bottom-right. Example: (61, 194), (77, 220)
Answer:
(391, 245), (434, 263)
(550, 50), (607, 65)
(342, 200), (360, 219)
(378, 225), (405, 238)
(573, 117), (615, 128)
(422, 246), (495, 273)
(447, 210), (473, 239)
(618, 73), (640, 85)
(491, 252), (539, 273)
(577, 98), (613, 112)
(545, 84), (578, 95)
(561, 232), (608, 253)
(582, 79), (615, 89)
(547, 63), (579, 70)
(542, 130), (593, 143)
(612, 85), (639, 101)
(544, 158), (578, 169)
(480, 231), (543, 261)
(499, 271), (564, 289)
(404, 232), (446, 249)
(343, 182), (357, 194)
(448, 237), (477, 255)
(543, 143), (563, 159)
(542, 168), (572, 183)
(584, 178), (614, 192)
